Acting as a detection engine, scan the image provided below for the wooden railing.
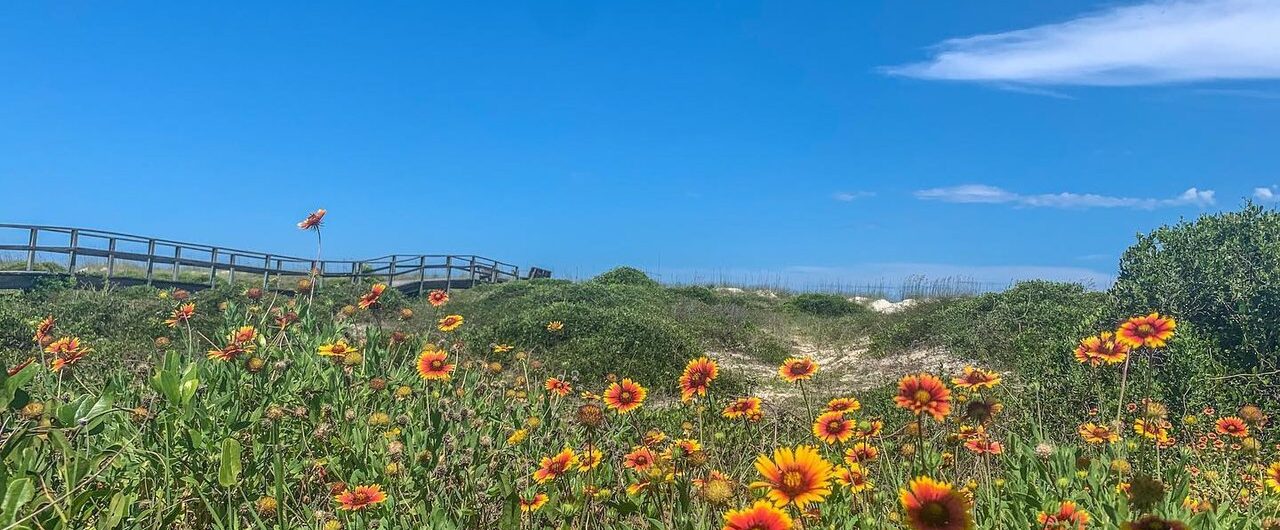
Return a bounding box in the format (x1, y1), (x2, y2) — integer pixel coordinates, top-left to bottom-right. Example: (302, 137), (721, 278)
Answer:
(0, 224), (546, 295)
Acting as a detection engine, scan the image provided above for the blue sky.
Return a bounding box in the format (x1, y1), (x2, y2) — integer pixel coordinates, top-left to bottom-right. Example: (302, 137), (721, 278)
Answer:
(3, 1), (1279, 289)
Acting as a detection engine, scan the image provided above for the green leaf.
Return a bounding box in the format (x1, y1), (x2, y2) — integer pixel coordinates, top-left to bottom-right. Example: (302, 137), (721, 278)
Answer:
(0, 477), (35, 527)
(217, 438), (242, 488)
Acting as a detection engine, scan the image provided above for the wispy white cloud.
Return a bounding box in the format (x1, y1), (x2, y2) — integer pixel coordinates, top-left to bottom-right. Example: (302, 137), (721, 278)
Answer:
(1254, 186), (1279, 201)
(885, 0), (1280, 86)
(915, 184), (1216, 209)
(833, 191), (876, 202)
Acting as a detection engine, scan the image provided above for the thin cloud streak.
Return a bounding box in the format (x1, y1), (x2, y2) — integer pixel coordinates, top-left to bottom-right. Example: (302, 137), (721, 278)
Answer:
(915, 184), (1216, 210)
(833, 191), (876, 202)
(885, 0), (1280, 86)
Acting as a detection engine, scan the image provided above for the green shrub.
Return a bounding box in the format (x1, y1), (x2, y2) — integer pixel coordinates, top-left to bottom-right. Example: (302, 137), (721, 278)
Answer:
(783, 293), (867, 317)
(590, 266), (659, 287)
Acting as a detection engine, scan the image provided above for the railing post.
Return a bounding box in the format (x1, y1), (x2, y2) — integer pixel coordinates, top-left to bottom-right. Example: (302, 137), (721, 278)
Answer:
(106, 238), (117, 281)
(172, 246), (181, 281)
(444, 256), (453, 293)
(316, 261), (325, 288)
(469, 256), (477, 285)
(228, 255), (236, 285)
(352, 262), (361, 284)
(67, 229), (79, 274)
(490, 263), (498, 284)
(145, 239), (156, 285)
(209, 249), (219, 287)
(262, 255), (271, 290)
(388, 255), (396, 286)
(25, 227), (36, 272)
(417, 256), (426, 296)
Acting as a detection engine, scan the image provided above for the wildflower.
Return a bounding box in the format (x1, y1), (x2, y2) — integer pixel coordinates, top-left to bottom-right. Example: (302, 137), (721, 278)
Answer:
(341, 351), (363, 366)
(398, 308), (414, 320)
(751, 445), (833, 508)
(334, 484), (386, 511)
(852, 419), (882, 438)
(642, 430), (668, 447)
(519, 493), (548, 514)
(603, 378), (647, 414)
(894, 374), (952, 421)
(393, 386), (413, 400)
(1240, 404), (1268, 426)
(546, 321), (564, 332)
(1133, 419), (1170, 440)
(577, 448), (602, 471)
(367, 412), (391, 427)
(1116, 313), (1176, 349)
(427, 289), (449, 307)
(164, 303), (195, 327)
(437, 314), (464, 332)
(1120, 515), (1187, 530)
(533, 448), (578, 483)
(32, 316), (55, 346)
(506, 429), (528, 446)
(778, 357), (818, 382)
(697, 471), (736, 505)
(575, 404), (604, 429)
(172, 289), (190, 301)
(45, 337), (92, 371)
(296, 278), (313, 293)
(317, 339), (358, 357)
(834, 463), (874, 493)
(812, 411), (855, 444)
(1036, 501), (1089, 530)
(1073, 332), (1130, 366)
(357, 284), (387, 310)
(844, 442), (879, 464)
(256, 496), (278, 517)
(624, 447), (657, 471)
(20, 402), (44, 420)
(951, 366), (1000, 390)
(1078, 423), (1119, 444)
(544, 377), (572, 396)
(298, 208), (326, 230)
(826, 397), (861, 413)
(1215, 416), (1249, 438)
(231, 325), (259, 345)
(416, 346), (455, 380)
(963, 437), (1003, 455)
(1128, 474), (1166, 511)
(964, 398), (1002, 424)
(724, 397), (763, 419)
(679, 357), (718, 402)
(1265, 461), (1280, 493)
(722, 500), (793, 530)
(899, 476), (973, 530)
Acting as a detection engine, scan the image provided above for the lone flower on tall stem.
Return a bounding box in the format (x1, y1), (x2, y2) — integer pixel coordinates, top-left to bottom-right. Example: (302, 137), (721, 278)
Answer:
(416, 346), (455, 380)
(1074, 332), (1130, 366)
(357, 284), (387, 310)
(33, 316), (55, 346)
(1116, 312), (1176, 349)
(437, 314), (464, 332)
(894, 374), (952, 421)
(164, 303), (195, 328)
(427, 289), (449, 307)
(679, 357), (718, 402)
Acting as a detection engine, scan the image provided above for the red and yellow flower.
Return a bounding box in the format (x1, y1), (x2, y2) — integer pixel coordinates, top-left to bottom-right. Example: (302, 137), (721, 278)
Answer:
(603, 378), (647, 414)
(951, 366), (1000, 390)
(1214, 416), (1248, 438)
(357, 283), (386, 310)
(427, 289), (449, 307)
(899, 476), (973, 530)
(894, 374), (952, 421)
(723, 396), (763, 419)
(963, 437), (1003, 455)
(335, 484), (386, 511)
(1077, 423), (1119, 444)
(722, 500), (793, 530)
(844, 442), (879, 464)
(317, 339), (358, 357)
(1264, 461), (1280, 493)
(416, 346), (455, 380)
(826, 397), (861, 413)
(519, 493), (548, 513)
(1073, 331), (1130, 366)
(45, 337), (92, 372)
(532, 448), (578, 483)
(1116, 312), (1176, 349)
(33, 316), (55, 345)
(1036, 501), (1090, 530)
(834, 463), (874, 493)
(297, 208), (326, 230)
(437, 314), (464, 332)
(679, 357), (719, 402)
(778, 357), (818, 382)
(545, 377), (572, 397)
(164, 303), (196, 328)
(751, 445), (833, 508)
(624, 446), (658, 471)
(812, 411), (855, 444)
(577, 448), (603, 471)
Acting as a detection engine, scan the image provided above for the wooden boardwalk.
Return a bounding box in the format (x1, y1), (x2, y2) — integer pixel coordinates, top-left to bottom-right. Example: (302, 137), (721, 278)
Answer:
(0, 223), (549, 295)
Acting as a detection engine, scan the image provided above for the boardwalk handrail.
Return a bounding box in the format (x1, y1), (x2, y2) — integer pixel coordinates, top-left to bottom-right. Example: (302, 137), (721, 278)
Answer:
(0, 223), (542, 295)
